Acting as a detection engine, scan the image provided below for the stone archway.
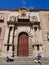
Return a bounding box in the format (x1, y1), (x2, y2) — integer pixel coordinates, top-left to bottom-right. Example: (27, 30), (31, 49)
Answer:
(17, 32), (29, 56)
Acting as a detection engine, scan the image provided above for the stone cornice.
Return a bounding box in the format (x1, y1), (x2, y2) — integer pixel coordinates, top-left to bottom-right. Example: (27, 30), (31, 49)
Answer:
(0, 8), (49, 12)
(7, 21), (40, 26)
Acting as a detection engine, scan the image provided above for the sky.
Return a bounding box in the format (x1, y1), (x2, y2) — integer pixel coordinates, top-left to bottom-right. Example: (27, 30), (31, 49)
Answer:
(0, 0), (49, 9)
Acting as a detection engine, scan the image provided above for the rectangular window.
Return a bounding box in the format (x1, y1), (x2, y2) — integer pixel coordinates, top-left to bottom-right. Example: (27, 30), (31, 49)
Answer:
(47, 33), (49, 41)
(0, 27), (2, 36)
(37, 45), (39, 51)
(0, 13), (4, 22)
(34, 27), (37, 31)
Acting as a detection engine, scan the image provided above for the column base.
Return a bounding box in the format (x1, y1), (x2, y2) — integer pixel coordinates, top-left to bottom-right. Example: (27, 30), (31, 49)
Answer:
(1, 51), (12, 57)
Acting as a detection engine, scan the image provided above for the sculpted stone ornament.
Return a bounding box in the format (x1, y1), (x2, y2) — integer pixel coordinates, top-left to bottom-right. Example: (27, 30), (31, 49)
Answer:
(19, 9), (26, 15)
(9, 16), (16, 21)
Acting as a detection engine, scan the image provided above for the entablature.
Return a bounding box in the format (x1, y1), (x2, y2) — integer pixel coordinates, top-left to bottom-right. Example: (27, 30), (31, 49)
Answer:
(7, 21), (40, 26)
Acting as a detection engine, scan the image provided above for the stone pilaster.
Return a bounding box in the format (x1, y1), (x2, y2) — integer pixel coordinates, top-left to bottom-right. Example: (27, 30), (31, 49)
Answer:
(14, 29), (18, 57)
(29, 28), (33, 57)
(2, 26), (10, 57)
(8, 25), (14, 57)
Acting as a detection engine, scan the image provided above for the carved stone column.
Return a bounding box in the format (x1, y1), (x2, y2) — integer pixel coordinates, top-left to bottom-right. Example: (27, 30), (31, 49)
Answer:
(9, 25), (14, 44)
(14, 29), (18, 57)
(8, 25), (14, 57)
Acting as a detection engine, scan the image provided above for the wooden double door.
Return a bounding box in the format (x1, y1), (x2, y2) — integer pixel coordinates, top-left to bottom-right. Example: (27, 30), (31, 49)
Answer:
(17, 33), (29, 56)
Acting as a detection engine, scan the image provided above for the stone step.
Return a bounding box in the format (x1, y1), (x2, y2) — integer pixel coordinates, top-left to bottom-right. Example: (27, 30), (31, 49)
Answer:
(0, 57), (33, 61)
(0, 61), (49, 65)
(14, 57), (33, 61)
(1, 57), (49, 61)
(0, 57), (49, 65)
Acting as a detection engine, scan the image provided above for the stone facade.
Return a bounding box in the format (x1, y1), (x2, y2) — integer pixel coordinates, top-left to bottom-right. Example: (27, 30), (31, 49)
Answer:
(0, 8), (49, 57)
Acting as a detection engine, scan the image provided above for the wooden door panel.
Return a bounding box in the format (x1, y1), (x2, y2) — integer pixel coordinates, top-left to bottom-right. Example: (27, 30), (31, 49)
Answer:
(18, 33), (29, 56)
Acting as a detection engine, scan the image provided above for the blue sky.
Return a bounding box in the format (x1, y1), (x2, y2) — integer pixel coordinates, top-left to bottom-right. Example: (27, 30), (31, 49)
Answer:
(0, 0), (49, 9)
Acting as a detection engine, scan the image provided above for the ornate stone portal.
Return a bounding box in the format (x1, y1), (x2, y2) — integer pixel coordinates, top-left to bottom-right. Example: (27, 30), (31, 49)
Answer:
(1, 8), (44, 57)
(2, 22), (43, 57)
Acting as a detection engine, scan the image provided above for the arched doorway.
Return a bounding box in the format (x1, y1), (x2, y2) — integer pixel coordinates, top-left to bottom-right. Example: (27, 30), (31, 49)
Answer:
(17, 32), (29, 56)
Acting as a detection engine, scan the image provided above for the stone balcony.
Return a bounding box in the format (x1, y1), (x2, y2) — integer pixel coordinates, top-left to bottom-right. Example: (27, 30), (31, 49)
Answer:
(7, 15), (40, 27)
